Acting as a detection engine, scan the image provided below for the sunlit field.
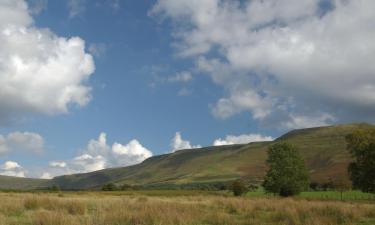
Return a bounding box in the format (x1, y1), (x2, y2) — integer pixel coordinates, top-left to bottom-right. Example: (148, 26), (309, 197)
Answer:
(0, 191), (374, 225)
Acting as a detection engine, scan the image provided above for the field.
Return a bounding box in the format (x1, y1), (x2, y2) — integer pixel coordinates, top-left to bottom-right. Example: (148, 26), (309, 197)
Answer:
(0, 191), (375, 225)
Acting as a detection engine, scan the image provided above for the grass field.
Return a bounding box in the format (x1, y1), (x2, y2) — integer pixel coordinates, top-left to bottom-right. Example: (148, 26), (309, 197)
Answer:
(246, 190), (375, 201)
(0, 191), (374, 225)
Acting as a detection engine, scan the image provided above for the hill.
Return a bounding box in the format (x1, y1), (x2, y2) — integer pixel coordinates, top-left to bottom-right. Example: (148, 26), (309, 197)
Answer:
(50, 123), (374, 190)
(0, 175), (49, 190)
(1, 123), (373, 190)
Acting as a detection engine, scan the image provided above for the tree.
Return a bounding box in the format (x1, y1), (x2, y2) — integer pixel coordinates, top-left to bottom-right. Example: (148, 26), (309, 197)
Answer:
(102, 183), (118, 191)
(231, 180), (248, 196)
(346, 129), (375, 193)
(263, 142), (309, 197)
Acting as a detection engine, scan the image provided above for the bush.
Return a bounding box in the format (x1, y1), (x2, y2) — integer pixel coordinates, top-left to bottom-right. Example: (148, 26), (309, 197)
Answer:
(231, 180), (248, 196)
(48, 185), (60, 192)
(102, 183), (118, 191)
(310, 182), (319, 191)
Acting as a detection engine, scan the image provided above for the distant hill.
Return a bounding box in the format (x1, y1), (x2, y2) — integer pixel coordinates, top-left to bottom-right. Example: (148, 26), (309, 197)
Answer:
(0, 175), (48, 190)
(1, 123), (374, 190)
(51, 123), (374, 190)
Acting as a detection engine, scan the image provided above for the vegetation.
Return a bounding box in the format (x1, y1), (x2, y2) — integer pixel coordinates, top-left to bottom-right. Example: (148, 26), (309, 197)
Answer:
(101, 183), (118, 191)
(263, 143), (309, 196)
(231, 180), (248, 196)
(346, 128), (375, 193)
(0, 191), (374, 225)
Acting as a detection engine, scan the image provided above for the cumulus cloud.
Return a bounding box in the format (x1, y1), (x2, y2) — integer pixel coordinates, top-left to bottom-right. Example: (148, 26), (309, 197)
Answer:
(171, 132), (201, 152)
(0, 132), (44, 155)
(45, 132), (153, 177)
(151, 0), (375, 128)
(213, 133), (274, 146)
(0, 161), (27, 177)
(0, 0), (94, 124)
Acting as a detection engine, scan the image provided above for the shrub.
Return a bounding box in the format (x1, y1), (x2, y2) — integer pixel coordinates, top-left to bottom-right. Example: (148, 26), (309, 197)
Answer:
(232, 180), (248, 196)
(309, 182), (319, 191)
(102, 183), (118, 191)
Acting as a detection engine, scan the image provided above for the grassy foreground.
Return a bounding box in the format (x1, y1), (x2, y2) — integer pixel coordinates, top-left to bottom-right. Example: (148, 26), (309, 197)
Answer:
(0, 191), (375, 225)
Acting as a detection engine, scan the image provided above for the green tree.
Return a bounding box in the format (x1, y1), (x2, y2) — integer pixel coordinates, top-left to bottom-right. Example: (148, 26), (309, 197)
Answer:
(231, 180), (248, 196)
(263, 143), (309, 197)
(346, 129), (375, 193)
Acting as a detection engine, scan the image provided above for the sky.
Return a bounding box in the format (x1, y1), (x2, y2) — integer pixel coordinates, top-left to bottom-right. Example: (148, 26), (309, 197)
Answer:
(0, 0), (374, 178)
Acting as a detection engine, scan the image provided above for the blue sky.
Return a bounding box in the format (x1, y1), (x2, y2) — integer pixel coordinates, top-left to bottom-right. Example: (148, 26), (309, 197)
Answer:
(0, 0), (374, 178)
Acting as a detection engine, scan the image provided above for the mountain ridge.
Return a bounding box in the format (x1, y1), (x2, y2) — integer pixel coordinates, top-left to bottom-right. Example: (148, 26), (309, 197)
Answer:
(1, 123), (374, 190)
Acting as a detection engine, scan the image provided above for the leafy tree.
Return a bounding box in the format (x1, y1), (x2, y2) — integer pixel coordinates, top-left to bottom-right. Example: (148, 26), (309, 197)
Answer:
(231, 180), (248, 196)
(263, 143), (309, 197)
(346, 129), (375, 193)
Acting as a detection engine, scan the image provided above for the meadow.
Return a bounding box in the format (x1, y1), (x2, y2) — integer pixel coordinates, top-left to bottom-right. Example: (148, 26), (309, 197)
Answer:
(0, 190), (374, 225)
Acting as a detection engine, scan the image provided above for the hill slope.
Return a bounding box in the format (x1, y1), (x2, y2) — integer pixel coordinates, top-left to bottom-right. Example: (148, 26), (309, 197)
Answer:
(0, 175), (49, 190)
(50, 123), (374, 190)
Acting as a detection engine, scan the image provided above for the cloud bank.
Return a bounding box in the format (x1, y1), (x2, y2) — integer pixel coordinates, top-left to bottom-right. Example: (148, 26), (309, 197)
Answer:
(151, 0), (375, 128)
(0, 161), (27, 177)
(45, 133), (152, 177)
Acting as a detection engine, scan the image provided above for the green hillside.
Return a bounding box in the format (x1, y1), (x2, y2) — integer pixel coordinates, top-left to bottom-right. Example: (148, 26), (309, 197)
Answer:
(50, 123), (374, 190)
(0, 175), (49, 190)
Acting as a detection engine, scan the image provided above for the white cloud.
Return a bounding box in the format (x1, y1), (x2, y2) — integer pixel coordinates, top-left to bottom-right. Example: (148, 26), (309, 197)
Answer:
(0, 0), (95, 124)
(0, 132), (44, 155)
(40, 172), (52, 179)
(0, 161), (27, 177)
(167, 71), (193, 83)
(46, 132), (153, 177)
(49, 161), (66, 168)
(171, 132), (201, 152)
(281, 113), (336, 129)
(213, 133), (274, 146)
(151, 0), (375, 128)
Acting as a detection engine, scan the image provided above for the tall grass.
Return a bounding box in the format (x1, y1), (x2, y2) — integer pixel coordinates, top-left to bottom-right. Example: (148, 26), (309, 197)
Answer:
(0, 192), (374, 225)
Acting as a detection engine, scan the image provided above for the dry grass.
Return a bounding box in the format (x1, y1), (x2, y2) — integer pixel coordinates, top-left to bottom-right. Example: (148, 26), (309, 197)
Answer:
(0, 192), (374, 225)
